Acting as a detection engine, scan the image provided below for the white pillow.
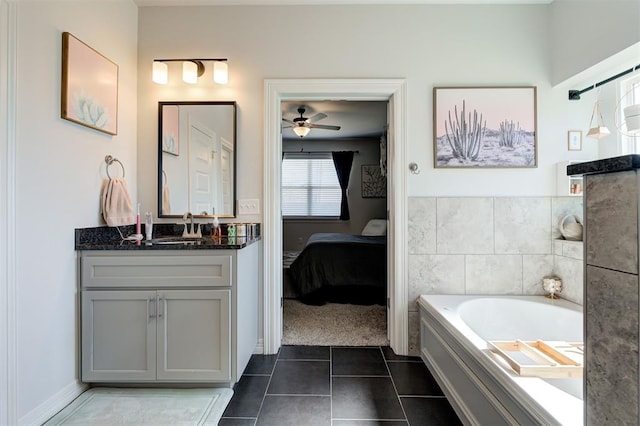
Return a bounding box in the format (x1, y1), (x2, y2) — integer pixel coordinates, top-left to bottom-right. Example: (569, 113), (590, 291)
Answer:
(361, 219), (387, 236)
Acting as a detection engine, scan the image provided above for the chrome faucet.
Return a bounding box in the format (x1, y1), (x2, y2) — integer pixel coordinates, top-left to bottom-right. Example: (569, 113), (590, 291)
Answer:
(182, 212), (201, 238)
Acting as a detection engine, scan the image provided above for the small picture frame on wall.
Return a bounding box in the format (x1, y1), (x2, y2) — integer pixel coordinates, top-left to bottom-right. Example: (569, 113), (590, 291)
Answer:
(568, 130), (582, 151)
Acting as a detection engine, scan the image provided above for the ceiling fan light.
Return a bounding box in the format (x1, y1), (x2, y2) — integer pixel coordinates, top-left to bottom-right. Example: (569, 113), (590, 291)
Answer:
(624, 104), (640, 134)
(293, 126), (311, 138)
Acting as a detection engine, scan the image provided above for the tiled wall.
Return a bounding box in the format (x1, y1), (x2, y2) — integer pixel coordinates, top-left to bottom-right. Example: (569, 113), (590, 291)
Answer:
(407, 196), (583, 355)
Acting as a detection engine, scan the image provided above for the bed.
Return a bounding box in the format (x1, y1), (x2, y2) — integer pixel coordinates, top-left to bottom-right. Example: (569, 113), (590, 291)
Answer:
(289, 230), (387, 306)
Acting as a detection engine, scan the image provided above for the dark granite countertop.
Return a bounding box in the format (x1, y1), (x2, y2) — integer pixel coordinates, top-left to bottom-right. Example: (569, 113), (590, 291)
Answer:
(75, 223), (261, 251)
(567, 155), (640, 176)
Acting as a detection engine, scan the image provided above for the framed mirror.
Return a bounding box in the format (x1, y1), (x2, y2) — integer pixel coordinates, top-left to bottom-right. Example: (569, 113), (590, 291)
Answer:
(158, 101), (237, 218)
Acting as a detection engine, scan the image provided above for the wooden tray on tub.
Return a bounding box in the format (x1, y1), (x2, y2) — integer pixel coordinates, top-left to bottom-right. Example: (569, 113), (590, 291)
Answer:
(487, 340), (584, 378)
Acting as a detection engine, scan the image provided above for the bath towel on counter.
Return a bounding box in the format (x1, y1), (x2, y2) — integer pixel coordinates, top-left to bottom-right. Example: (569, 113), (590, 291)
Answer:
(101, 177), (135, 226)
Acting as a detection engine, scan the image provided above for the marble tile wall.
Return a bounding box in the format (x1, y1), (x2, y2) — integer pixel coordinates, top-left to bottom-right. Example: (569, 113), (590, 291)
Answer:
(407, 196), (583, 355)
(553, 239), (584, 305)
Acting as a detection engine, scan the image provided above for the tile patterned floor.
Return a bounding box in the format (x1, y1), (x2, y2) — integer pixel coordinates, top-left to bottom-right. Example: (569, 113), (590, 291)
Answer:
(219, 346), (461, 426)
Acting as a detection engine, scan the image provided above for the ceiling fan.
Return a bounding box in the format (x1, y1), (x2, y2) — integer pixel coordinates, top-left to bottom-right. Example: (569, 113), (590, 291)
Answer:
(282, 107), (341, 138)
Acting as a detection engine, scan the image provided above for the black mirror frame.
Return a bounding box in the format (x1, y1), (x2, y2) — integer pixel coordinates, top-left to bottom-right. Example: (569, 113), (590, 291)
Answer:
(157, 101), (237, 219)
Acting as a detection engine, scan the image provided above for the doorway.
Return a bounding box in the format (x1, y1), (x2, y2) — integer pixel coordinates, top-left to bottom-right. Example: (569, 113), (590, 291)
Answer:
(281, 100), (388, 345)
(263, 79), (408, 355)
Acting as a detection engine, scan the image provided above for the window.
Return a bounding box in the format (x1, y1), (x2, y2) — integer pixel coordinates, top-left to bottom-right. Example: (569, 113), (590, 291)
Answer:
(622, 74), (640, 153)
(282, 153), (341, 218)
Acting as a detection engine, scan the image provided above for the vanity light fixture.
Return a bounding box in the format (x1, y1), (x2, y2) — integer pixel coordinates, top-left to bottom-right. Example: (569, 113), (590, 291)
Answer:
(152, 61), (168, 84)
(152, 58), (228, 85)
(213, 61), (228, 84)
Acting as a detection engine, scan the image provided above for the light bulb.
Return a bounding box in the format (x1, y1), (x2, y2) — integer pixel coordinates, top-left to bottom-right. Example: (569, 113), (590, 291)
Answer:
(152, 61), (168, 84)
(213, 61), (228, 84)
(293, 126), (311, 138)
(183, 61), (198, 84)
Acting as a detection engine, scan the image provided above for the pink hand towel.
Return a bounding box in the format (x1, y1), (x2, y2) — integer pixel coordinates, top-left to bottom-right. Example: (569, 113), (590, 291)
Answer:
(101, 177), (135, 226)
(162, 183), (171, 215)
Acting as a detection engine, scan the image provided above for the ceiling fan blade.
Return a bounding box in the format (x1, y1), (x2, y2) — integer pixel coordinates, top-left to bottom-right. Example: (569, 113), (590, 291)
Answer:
(308, 113), (327, 123)
(308, 123), (341, 131)
(282, 125), (293, 129)
(282, 118), (295, 124)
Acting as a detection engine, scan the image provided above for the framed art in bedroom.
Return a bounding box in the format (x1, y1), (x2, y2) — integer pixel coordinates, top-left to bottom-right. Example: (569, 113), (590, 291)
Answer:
(433, 86), (537, 168)
(361, 164), (386, 198)
(61, 32), (119, 135)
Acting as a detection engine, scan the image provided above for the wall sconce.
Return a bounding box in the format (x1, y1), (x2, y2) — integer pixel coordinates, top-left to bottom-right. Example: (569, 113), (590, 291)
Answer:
(152, 58), (228, 85)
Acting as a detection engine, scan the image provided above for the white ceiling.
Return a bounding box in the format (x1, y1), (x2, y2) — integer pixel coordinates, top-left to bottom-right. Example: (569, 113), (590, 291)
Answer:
(136, 0), (553, 5)
(281, 101), (388, 141)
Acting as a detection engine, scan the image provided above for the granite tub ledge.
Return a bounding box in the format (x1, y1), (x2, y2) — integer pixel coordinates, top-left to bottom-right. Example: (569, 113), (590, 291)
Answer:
(567, 154), (640, 176)
(75, 224), (261, 251)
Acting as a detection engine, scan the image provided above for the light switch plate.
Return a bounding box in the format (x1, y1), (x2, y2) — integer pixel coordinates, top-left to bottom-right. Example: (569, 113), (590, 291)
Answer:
(238, 198), (260, 214)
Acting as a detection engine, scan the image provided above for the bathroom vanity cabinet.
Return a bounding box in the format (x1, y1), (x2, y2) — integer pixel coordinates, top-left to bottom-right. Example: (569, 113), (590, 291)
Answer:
(77, 242), (260, 386)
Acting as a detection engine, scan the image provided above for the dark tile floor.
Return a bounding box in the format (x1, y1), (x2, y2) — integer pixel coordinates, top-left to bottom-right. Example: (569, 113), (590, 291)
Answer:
(219, 346), (461, 426)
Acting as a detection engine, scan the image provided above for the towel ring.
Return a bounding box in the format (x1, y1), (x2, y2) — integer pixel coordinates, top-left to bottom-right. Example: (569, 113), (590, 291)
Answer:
(105, 155), (125, 179)
(162, 170), (167, 184)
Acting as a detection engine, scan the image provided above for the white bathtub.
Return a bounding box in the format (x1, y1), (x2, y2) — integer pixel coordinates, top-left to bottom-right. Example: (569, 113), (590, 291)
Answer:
(418, 295), (583, 426)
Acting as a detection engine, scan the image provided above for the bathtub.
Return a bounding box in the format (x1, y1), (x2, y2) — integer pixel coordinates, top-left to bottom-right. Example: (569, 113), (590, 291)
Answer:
(418, 295), (583, 426)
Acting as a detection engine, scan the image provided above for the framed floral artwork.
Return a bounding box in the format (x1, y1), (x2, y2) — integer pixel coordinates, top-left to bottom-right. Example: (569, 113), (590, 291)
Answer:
(61, 32), (118, 135)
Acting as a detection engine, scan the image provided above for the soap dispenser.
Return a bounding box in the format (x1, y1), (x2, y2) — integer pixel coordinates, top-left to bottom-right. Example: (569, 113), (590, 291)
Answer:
(211, 209), (221, 240)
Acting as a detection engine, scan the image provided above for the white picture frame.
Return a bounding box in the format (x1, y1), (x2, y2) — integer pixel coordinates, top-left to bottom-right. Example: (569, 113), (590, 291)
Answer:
(568, 130), (582, 151)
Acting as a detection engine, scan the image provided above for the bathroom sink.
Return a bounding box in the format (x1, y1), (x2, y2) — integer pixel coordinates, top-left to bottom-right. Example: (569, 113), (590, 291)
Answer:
(146, 236), (205, 245)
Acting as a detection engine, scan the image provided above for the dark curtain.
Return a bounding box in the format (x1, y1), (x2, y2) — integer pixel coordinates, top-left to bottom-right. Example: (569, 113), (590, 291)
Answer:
(332, 151), (354, 220)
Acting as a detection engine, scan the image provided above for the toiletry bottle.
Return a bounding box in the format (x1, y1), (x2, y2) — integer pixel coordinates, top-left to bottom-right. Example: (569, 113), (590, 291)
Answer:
(135, 203), (142, 237)
(145, 212), (153, 240)
(211, 208), (221, 240)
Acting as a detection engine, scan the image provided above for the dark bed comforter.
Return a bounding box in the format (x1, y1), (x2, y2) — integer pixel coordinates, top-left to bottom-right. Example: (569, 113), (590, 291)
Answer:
(289, 233), (386, 305)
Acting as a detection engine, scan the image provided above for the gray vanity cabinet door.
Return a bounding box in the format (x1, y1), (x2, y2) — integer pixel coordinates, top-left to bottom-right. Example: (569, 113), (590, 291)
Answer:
(156, 289), (231, 381)
(82, 290), (156, 381)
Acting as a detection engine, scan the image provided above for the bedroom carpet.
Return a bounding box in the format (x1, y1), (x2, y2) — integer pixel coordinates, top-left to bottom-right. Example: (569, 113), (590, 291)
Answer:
(44, 387), (233, 425)
(282, 299), (389, 346)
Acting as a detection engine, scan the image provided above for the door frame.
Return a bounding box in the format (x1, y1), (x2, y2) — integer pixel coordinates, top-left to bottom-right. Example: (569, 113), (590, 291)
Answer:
(263, 79), (408, 355)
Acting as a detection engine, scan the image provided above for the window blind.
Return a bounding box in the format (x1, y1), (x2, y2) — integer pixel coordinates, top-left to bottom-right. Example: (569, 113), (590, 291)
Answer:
(282, 153), (341, 217)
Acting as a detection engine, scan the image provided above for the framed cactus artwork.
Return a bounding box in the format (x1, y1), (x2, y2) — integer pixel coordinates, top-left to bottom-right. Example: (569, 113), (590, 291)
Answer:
(433, 86), (537, 168)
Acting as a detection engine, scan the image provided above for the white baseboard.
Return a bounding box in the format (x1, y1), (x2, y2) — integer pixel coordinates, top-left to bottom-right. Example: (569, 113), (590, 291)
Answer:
(19, 380), (87, 426)
(253, 338), (264, 354)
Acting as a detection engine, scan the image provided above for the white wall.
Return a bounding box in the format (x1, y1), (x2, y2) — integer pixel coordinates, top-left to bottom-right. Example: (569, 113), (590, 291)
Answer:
(138, 4), (602, 211)
(0, 2), (15, 424)
(550, 0), (640, 86)
(13, 1), (137, 423)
